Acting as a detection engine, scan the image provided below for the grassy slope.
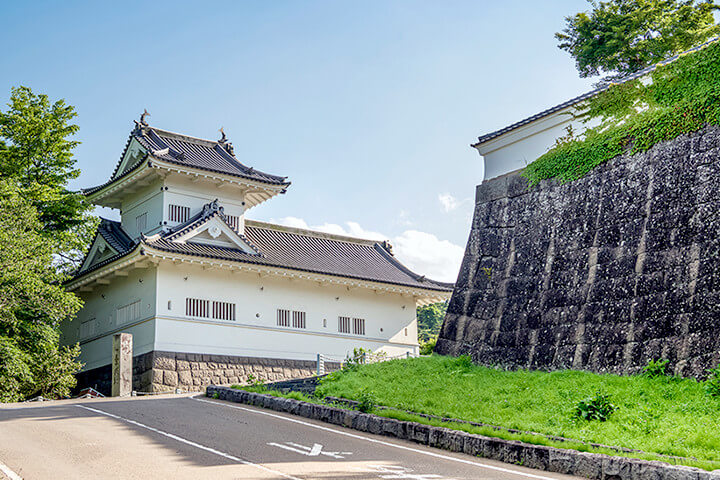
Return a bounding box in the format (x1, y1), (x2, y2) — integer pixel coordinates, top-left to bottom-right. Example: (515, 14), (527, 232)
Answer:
(314, 356), (720, 466)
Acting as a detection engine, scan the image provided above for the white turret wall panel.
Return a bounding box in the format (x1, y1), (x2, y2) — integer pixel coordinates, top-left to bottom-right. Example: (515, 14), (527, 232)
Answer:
(60, 267), (158, 371)
(162, 175), (246, 232)
(154, 263), (419, 360)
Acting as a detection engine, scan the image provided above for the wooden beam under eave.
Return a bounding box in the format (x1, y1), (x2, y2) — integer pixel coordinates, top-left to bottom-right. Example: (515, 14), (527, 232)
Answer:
(114, 270), (129, 277)
(96, 278), (110, 285)
(79, 285), (94, 292)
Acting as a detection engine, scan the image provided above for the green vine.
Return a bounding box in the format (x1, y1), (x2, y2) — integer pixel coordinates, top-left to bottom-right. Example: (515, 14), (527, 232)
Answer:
(524, 40), (720, 185)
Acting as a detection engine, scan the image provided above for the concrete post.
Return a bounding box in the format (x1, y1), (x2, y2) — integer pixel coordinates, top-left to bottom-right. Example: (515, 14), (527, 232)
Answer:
(316, 353), (325, 376)
(112, 333), (133, 397)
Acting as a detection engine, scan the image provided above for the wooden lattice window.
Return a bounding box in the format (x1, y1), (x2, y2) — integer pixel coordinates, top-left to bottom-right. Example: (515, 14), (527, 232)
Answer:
(353, 317), (366, 335)
(169, 204), (191, 222)
(292, 311), (306, 329)
(212, 301), (236, 321)
(117, 301), (141, 325)
(338, 316), (351, 334)
(277, 309), (291, 327)
(186, 298), (210, 318)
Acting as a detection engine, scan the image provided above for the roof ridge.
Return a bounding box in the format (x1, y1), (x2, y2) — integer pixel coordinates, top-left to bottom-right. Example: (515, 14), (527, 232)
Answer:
(245, 219), (383, 247)
(149, 126), (220, 148)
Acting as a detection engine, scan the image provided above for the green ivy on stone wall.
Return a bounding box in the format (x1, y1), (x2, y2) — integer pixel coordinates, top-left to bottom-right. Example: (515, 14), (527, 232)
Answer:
(524, 39), (720, 185)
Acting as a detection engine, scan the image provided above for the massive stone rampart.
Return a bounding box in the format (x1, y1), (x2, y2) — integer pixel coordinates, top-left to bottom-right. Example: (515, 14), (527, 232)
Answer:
(436, 126), (720, 377)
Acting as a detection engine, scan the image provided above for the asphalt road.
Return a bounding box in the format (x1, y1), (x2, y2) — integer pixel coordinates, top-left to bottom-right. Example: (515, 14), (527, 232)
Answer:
(0, 394), (581, 480)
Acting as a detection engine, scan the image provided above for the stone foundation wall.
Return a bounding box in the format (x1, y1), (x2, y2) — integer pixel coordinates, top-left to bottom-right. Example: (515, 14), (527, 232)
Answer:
(76, 351), (340, 395)
(436, 126), (720, 377)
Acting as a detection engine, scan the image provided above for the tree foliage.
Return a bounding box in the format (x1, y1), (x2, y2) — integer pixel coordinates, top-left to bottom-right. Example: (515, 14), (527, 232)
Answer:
(0, 86), (90, 401)
(525, 39), (720, 184)
(417, 302), (448, 343)
(0, 86), (96, 272)
(556, 0), (720, 79)
(0, 180), (82, 402)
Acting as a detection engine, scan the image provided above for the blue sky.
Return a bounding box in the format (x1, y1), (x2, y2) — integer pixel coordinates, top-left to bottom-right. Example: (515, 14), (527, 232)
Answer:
(0, 1), (596, 281)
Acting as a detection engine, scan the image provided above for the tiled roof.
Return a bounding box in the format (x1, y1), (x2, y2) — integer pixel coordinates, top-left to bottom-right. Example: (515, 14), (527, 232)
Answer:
(74, 211), (453, 292)
(145, 221), (452, 291)
(85, 121), (290, 195)
(132, 201), (452, 291)
(97, 218), (135, 253)
(135, 127), (289, 185)
(75, 219), (139, 278)
(473, 36), (720, 147)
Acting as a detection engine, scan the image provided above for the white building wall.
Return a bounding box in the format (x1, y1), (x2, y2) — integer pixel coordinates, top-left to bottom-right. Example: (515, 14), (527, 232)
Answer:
(476, 107), (601, 181)
(120, 179), (165, 239)
(162, 175), (247, 232)
(60, 266), (158, 371)
(155, 263), (419, 361)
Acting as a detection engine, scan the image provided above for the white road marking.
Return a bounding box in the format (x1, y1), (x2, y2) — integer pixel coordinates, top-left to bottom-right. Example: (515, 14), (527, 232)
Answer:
(366, 464), (451, 479)
(192, 396), (563, 480)
(268, 441), (352, 459)
(0, 461), (23, 480)
(75, 405), (301, 480)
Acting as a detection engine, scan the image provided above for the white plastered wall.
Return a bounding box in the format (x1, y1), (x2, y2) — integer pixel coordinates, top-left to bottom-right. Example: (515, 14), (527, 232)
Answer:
(162, 174), (247, 232)
(120, 179), (165, 240)
(59, 266), (158, 371)
(476, 107), (601, 181)
(155, 262), (419, 361)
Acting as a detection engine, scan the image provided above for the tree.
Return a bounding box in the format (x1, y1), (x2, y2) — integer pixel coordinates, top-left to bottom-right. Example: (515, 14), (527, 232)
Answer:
(556, 0), (720, 80)
(417, 302), (448, 343)
(0, 86), (96, 272)
(0, 180), (82, 401)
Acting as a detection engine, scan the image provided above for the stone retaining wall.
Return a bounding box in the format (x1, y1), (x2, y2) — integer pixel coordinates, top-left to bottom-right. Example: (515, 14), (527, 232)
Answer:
(437, 126), (720, 377)
(207, 385), (720, 480)
(75, 351), (340, 395)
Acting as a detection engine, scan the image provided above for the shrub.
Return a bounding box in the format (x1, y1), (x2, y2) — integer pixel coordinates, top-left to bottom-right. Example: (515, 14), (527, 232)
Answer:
(420, 338), (436, 355)
(574, 391), (617, 421)
(705, 367), (720, 397)
(643, 358), (670, 378)
(357, 388), (376, 413)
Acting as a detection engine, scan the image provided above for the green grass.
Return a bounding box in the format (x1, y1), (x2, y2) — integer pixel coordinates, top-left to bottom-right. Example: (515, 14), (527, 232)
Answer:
(309, 355), (720, 469)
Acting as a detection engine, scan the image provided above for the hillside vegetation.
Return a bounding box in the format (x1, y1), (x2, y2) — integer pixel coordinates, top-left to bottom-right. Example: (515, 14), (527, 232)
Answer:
(313, 355), (720, 469)
(525, 38), (720, 184)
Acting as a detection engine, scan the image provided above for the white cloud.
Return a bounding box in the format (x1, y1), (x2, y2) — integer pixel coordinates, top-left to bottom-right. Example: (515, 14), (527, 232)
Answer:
(392, 230), (464, 283)
(270, 216), (463, 283)
(438, 193), (461, 212)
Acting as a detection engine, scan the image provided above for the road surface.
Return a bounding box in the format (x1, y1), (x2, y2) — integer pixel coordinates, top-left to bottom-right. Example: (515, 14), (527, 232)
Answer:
(0, 394), (580, 480)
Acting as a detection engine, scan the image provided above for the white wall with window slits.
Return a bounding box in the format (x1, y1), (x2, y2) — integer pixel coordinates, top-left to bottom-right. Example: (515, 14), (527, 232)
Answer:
(80, 318), (96, 339)
(155, 262), (418, 360)
(162, 175), (246, 234)
(117, 300), (141, 325)
(59, 267), (157, 371)
(120, 178), (164, 239)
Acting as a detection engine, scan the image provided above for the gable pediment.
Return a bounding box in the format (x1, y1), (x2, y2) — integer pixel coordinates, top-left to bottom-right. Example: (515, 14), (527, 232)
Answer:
(172, 216), (258, 254)
(79, 235), (120, 273)
(113, 138), (147, 180)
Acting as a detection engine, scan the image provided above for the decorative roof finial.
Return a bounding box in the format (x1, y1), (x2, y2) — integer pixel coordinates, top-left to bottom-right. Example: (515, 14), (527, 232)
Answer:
(140, 109), (150, 126)
(218, 127), (227, 144)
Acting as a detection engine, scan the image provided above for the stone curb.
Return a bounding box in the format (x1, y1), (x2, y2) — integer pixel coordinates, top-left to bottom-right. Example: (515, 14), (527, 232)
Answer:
(206, 385), (720, 480)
